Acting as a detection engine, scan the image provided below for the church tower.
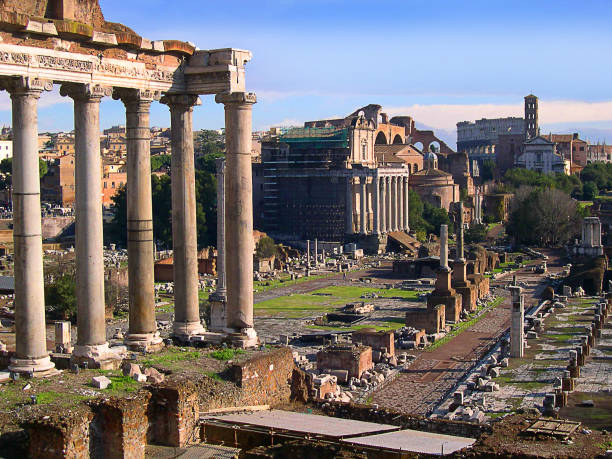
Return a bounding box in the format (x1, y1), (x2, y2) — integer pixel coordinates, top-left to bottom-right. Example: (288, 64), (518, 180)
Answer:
(524, 94), (539, 140)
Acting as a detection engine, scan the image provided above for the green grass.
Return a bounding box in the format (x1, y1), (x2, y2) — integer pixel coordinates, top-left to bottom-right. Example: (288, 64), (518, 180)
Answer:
(310, 285), (420, 300)
(427, 297), (505, 352)
(140, 348), (202, 367)
(107, 375), (140, 393)
(209, 348), (245, 361)
(204, 371), (223, 381)
(305, 317), (406, 333)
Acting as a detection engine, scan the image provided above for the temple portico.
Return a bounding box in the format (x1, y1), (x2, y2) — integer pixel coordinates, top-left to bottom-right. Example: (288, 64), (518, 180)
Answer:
(0, 6), (259, 373)
(348, 168), (410, 236)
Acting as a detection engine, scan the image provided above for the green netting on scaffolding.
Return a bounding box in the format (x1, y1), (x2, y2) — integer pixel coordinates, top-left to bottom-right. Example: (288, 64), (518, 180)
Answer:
(279, 127), (349, 149)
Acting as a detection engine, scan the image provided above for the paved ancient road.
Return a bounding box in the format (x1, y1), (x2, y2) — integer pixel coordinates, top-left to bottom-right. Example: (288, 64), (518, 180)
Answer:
(371, 251), (563, 416)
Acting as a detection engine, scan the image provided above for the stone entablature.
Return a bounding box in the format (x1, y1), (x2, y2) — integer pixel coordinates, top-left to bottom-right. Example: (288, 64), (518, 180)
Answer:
(0, 43), (250, 94)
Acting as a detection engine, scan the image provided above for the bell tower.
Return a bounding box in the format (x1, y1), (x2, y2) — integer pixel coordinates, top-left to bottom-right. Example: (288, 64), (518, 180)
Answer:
(524, 94), (538, 140)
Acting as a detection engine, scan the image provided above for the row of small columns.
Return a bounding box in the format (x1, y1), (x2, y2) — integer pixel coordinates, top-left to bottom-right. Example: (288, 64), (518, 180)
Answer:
(4, 76), (256, 375)
(346, 175), (409, 235)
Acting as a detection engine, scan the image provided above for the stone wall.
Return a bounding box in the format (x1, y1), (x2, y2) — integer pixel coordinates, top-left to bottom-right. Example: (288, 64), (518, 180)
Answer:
(406, 304), (445, 334)
(316, 345), (372, 379)
(22, 405), (93, 459)
(352, 330), (395, 356)
(229, 347), (294, 405)
(88, 392), (150, 458)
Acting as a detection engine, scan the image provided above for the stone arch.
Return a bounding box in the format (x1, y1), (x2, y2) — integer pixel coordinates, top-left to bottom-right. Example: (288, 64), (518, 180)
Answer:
(429, 141), (441, 153)
(392, 134), (403, 144)
(375, 131), (388, 145)
(414, 141), (424, 152)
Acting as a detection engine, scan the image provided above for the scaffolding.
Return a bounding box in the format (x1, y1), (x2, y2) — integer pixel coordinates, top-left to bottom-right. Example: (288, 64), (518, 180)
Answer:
(279, 127), (349, 149)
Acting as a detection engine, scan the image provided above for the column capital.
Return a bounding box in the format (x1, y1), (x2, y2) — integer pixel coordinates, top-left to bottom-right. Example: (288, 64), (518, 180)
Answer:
(215, 91), (257, 106)
(0, 76), (53, 96)
(60, 83), (112, 101)
(113, 88), (162, 106)
(160, 93), (201, 108)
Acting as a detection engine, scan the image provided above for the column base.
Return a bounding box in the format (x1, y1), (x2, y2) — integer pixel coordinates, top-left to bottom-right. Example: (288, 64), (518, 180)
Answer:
(71, 342), (125, 370)
(9, 355), (57, 377)
(224, 327), (259, 349)
(172, 320), (206, 342)
(124, 332), (164, 354)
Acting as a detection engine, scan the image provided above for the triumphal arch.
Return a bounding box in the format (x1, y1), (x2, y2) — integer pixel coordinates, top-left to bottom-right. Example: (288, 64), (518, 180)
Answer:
(0, 0), (257, 376)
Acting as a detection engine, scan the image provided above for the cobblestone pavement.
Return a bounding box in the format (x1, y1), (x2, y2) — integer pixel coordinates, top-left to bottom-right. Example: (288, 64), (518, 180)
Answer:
(370, 293), (511, 415)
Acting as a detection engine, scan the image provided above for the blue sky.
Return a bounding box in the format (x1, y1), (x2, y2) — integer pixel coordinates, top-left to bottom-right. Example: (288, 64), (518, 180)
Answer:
(2, 0), (612, 147)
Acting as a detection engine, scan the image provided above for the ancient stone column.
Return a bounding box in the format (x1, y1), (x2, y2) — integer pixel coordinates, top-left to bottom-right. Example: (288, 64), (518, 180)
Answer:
(5, 77), (55, 376)
(404, 177), (410, 231)
(440, 224), (448, 269)
(456, 201), (464, 260)
(314, 239), (318, 265)
(510, 286), (524, 358)
(216, 92), (258, 347)
(345, 177), (354, 235)
(115, 89), (163, 352)
(161, 94), (205, 340)
(360, 178), (367, 235)
(380, 177), (386, 233)
(214, 158), (227, 299)
(373, 177), (380, 234)
(386, 176), (392, 232)
(397, 177), (404, 231)
(306, 240), (310, 267)
(61, 83), (115, 365)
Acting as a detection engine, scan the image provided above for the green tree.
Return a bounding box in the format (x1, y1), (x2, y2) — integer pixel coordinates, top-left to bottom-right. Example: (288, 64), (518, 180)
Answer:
(583, 181), (598, 201)
(465, 223), (487, 243)
(150, 154), (171, 171)
(194, 130), (224, 157)
(45, 274), (77, 321)
(480, 159), (496, 182)
(255, 236), (277, 260)
(507, 186), (581, 246)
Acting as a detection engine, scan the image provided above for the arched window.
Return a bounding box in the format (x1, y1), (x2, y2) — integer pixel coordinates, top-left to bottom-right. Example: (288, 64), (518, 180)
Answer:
(392, 134), (403, 144)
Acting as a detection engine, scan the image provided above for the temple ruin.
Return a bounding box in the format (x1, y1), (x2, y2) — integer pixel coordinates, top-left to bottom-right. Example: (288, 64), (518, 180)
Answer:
(0, 0), (258, 375)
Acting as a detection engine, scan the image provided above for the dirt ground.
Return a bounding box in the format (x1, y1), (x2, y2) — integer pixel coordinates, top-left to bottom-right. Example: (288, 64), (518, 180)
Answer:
(469, 413), (612, 458)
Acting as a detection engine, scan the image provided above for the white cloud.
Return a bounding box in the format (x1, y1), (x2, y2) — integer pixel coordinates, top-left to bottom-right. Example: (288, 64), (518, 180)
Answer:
(384, 100), (612, 131)
(0, 88), (72, 112)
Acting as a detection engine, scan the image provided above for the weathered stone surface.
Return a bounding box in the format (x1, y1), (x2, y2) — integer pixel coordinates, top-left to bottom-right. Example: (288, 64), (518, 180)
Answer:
(91, 375), (111, 389)
(144, 367), (164, 384)
(22, 405), (94, 459)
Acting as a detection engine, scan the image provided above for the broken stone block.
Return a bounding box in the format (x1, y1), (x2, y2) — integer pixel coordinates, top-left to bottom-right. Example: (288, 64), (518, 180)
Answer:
(91, 376), (111, 389)
(489, 367), (500, 378)
(144, 367), (165, 384)
(0, 341), (6, 352)
(122, 362), (141, 378)
(132, 373), (147, 383)
(388, 356), (397, 367)
(329, 370), (349, 384)
(500, 358), (509, 368)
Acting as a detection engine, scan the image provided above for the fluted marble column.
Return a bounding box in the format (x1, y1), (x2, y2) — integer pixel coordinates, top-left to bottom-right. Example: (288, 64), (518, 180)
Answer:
(116, 89), (163, 352)
(61, 83), (115, 364)
(216, 92), (258, 347)
(4, 77), (55, 376)
(161, 94), (205, 340)
(390, 177), (397, 231)
(360, 178), (367, 235)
